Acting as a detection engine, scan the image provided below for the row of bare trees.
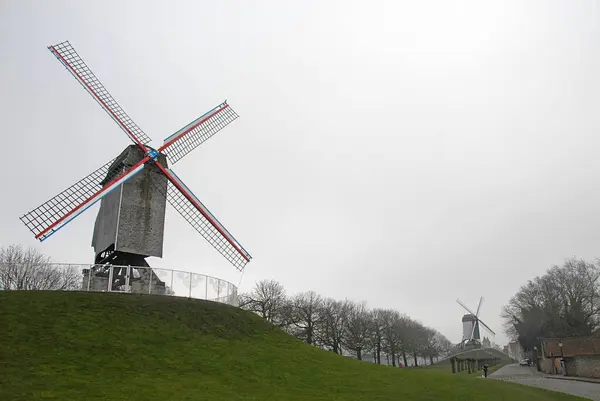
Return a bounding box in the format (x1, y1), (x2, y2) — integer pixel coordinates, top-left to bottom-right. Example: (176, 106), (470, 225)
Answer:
(502, 257), (600, 351)
(0, 245), (80, 291)
(239, 279), (453, 366)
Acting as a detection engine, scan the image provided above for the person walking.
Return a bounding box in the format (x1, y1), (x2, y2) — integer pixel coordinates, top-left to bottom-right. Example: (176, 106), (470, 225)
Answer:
(483, 364), (489, 378)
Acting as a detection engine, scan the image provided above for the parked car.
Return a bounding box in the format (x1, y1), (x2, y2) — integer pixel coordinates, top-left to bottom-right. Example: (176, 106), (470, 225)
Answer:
(519, 359), (530, 366)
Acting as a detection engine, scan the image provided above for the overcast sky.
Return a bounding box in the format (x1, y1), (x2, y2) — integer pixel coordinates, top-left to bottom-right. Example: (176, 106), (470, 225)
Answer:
(2, 0), (600, 346)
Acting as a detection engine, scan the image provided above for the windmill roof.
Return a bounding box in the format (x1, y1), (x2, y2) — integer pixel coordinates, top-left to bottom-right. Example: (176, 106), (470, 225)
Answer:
(461, 314), (477, 322)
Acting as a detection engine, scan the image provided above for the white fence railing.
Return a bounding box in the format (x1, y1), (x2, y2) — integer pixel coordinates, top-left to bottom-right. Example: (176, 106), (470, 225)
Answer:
(0, 263), (238, 306)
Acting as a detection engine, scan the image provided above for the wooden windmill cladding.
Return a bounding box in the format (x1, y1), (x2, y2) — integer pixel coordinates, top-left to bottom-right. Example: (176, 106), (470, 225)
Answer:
(92, 146), (168, 259)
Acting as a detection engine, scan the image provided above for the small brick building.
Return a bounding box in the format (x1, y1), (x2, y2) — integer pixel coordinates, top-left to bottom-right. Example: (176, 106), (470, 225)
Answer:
(538, 336), (600, 378)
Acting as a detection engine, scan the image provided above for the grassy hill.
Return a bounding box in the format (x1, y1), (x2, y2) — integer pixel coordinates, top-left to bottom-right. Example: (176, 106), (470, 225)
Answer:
(0, 291), (586, 401)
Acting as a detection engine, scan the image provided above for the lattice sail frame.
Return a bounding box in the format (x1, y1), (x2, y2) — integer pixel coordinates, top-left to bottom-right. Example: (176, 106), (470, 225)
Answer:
(150, 165), (251, 270)
(20, 158), (116, 239)
(19, 40), (252, 270)
(160, 102), (239, 164)
(49, 41), (152, 147)
(20, 156), (146, 241)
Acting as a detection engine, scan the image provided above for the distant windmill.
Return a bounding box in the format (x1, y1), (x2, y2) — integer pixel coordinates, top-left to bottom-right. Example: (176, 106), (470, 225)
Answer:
(19, 41), (252, 284)
(456, 297), (496, 348)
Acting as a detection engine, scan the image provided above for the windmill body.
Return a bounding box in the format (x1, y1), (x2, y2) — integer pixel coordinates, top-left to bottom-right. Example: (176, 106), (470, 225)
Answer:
(92, 145), (168, 265)
(461, 313), (480, 342)
(19, 41), (252, 292)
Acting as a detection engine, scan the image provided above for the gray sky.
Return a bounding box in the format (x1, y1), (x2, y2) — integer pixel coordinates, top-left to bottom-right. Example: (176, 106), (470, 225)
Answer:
(2, 0), (600, 346)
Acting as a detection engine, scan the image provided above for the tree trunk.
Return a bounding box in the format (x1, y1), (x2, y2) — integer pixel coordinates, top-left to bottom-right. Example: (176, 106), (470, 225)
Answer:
(429, 355), (434, 365)
(413, 352), (418, 367)
(376, 343), (381, 364)
(392, 350), (397, 367)
(306, 321), (313, 345)
(402, 350), (408, 367)
(357, 347), (362, 361)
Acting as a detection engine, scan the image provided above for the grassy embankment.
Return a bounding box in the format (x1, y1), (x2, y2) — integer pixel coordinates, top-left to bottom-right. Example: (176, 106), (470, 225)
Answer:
(0, 291), (586, 400)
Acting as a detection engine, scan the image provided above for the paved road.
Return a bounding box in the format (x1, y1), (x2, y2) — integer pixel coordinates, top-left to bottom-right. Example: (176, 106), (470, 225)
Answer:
(490, 364), (600, 400)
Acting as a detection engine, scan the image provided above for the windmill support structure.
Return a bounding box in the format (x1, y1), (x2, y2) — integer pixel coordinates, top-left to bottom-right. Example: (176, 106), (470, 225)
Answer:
(82, 264), (167, 295)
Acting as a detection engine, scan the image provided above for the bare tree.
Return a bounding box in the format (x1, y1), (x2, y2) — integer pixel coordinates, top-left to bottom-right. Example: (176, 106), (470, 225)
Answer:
(491, 341), (503, 351)
(502, 256), (600, 350)
(235, 279), (456, 364)
(0, 244), (80, 291)
(344, 301), (371, 360)
(380, 309), (402, 367)
(417, 325), (439, 365)
(239, 279), (287, 323)
(290, 291), (323, 345)
(433, 331), (453, 360)
(551, 258), (600, 332)
(370, 308), (386, 364)
(316, 298), (351, 354)
(395, 317), (418, 367)
(275, 297), (297, 330)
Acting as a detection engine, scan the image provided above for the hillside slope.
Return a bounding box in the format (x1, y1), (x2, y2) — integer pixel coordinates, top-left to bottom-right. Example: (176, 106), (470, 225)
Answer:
(0, 291), (585, 401)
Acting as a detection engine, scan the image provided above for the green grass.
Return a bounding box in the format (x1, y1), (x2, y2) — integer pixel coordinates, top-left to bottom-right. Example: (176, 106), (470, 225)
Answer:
(0, 291), (587, 400)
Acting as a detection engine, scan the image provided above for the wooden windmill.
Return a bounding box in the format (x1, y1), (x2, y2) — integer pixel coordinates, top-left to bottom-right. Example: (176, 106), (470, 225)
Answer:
(19, 41), (252, 285)
(456, 297), (495, 348)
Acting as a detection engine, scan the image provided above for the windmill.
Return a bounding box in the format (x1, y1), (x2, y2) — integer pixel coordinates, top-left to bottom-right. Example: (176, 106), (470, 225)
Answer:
(19, 41), (252, 291)
(456, 297), (495, 348)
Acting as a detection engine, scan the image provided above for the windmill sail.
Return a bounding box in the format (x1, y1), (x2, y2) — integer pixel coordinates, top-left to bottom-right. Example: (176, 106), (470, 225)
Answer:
(151, 163), (251, 271)
(48, 41), (152, 147)
(20, 157), (146, 241)
(159, 102), (239, 164)
(20, 158), (115, 239)
(478, 319), (496, 336)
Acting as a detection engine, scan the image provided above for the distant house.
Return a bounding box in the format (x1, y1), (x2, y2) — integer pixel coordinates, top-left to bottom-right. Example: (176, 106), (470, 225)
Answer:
(538, 336), (600, 379)
(507, 341), (524, 361)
